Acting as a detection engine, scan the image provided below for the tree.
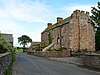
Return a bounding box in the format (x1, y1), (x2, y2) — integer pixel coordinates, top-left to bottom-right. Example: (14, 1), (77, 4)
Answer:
(95, 30), (100, 50)
(91, 2), (100, 51)
(91, 2), (100, 28)
(18, 35), (32, 50)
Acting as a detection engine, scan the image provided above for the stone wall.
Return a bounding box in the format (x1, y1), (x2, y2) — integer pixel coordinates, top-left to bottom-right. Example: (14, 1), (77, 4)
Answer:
(61, 24), (70, 49)
(84, 54), (100, 69)
(70, 10), (95, 51)
(41, 10), (95, 52)
(41, 31), (49, 45)
(53, 27), (61, 49)
(31, 50), (70, 58)
(0, 52), (12, 75)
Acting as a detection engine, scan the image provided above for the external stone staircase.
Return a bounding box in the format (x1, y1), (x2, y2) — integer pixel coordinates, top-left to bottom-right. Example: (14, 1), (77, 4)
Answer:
(42, 42), (54, 52)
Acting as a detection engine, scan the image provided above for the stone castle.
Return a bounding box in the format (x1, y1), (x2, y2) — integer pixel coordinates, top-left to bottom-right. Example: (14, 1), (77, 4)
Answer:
(41, 10), (95, 52)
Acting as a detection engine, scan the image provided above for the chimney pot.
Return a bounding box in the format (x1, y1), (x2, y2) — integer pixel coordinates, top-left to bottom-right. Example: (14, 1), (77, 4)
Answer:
(74, 10), (80, 13)
(81, 11), (85, 15)
(47, 23), (52, 27)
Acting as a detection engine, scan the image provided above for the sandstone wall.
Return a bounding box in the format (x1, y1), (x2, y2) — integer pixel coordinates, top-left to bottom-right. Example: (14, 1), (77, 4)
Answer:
(70, 14), (80, 51)
(61, 23), (70, 49)
(32, 50), (70, 58)
(53, 27), (61, 49)
(69, 10), (95, 51)
(41, 31), (49, 45)
(41, 10), (95, 52)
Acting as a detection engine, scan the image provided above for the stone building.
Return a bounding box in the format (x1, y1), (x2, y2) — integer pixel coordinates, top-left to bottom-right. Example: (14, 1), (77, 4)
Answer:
(28, 42), (41, 52)
(1, 33), (13, 47)
(41, 10), (95, 52)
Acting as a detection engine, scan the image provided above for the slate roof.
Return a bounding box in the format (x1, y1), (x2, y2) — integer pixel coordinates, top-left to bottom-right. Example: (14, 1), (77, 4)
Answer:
(42, 16), (71, 33)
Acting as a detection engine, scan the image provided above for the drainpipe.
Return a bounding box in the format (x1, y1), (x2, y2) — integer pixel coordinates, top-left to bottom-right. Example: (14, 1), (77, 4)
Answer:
(59, 23), (62, 49)
(78, 16), (80, 51)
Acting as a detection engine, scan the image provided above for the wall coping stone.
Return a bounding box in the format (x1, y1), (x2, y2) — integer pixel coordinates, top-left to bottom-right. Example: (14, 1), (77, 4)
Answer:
(0, 52), (11, 57)
(85, 53), (100, 56)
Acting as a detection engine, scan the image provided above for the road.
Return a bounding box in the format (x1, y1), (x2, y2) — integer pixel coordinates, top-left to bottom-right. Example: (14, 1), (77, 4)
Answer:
(13, 53), (100, 75)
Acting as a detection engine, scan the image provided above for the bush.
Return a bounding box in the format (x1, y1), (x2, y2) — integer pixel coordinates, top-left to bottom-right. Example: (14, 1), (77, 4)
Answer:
(0, 36), (12, 53)
(40, 43), (48, 49)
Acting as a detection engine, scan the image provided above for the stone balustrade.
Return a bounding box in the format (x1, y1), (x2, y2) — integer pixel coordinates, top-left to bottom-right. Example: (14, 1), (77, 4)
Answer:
(0, 52), (12, 75)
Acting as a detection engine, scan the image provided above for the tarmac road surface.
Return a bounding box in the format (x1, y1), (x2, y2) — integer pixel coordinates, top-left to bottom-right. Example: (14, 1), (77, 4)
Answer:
(13, 53), (100, 75)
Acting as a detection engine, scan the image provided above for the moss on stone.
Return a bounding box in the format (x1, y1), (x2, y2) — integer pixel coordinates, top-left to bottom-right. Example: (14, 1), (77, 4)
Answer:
(44, 24), (57, 32)
(42, 16), (71, 33)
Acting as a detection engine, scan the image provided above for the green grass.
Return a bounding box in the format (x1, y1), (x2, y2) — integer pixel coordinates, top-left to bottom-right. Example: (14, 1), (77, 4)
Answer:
(12, 53), (16, 62)
(4, 53), (16, 75)
(44, 24), (57, 32)
(43, 16), (71, 32)
(15, 49), (23, 52)
(4, 63), (13, 75)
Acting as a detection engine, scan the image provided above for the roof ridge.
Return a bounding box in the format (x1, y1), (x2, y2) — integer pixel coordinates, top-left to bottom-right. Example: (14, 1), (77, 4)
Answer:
(42, 16), (71, 33)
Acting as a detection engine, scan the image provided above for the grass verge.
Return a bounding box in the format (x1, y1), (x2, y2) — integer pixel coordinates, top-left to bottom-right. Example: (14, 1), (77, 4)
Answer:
(4, 53), (16, 75)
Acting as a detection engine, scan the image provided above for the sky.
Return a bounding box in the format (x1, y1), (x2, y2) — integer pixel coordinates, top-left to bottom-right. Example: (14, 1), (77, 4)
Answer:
(0, 0), (99, 47)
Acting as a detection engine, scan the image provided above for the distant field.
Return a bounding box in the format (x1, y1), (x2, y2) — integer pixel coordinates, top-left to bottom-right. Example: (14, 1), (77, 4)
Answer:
(15, 49), (23, 52)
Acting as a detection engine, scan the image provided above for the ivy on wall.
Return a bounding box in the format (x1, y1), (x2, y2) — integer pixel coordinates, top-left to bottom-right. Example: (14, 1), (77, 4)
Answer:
(48, 32), (52, 44)
(41, 43), (47, 49)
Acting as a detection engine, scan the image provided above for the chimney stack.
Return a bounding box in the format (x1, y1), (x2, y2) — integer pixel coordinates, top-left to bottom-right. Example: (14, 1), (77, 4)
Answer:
(47, 23), (52, 27)
(57, 17), (63, 23)
(81, 11), (85, 15)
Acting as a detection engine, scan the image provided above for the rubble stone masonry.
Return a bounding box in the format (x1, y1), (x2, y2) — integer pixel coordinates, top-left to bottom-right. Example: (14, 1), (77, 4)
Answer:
(41, 10), (95, 52)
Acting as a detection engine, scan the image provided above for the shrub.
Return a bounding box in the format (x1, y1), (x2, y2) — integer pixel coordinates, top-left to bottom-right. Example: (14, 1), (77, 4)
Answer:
(40, 43), (48, 49)
(0, 36), (12, 53)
